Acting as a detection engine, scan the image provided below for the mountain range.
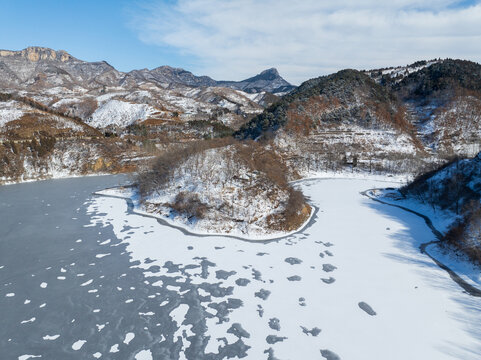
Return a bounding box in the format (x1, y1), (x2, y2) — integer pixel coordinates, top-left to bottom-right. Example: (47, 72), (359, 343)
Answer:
(1, 47), (481, 191)
(0, 47), (294, 94)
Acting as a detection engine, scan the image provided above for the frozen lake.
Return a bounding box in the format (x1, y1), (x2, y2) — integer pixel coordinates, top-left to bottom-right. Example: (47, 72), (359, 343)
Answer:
(1, 176), (480, 359)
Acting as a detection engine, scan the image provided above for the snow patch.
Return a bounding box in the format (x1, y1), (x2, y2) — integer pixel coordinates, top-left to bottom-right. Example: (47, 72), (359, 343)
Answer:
(72, 340), (86, 350)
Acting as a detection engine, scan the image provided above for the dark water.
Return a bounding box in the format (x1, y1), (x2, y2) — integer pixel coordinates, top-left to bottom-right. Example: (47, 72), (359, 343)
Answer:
(0, 175), (253, 360)
(0, 175), (159, 359)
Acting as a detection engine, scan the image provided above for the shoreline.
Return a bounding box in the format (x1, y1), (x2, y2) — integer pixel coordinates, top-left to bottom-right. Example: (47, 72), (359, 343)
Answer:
(93, 188), (318, 243)
(0, 169), (411, 187)
(0, 171), (133, 187)
(92, 174), (408, 242)
(362, 188), (481, 297)
(5, 171), (480, 296)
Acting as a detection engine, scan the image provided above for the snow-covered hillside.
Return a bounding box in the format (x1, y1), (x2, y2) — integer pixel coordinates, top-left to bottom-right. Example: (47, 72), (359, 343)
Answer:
(106, 142), (310, 238)
(87, 100), (156, 128)
(373, 153), (481, 264)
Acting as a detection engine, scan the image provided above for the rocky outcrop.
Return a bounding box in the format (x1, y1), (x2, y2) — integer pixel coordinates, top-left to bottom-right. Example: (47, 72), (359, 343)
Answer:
(0, 47), (73, 62)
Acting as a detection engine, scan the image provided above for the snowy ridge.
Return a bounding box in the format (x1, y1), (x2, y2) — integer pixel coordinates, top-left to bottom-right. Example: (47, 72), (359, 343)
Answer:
(366, 59), (440, 83)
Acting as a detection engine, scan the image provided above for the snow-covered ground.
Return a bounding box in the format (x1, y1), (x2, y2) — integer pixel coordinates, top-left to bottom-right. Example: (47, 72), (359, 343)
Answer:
(88, 178), (481, 359)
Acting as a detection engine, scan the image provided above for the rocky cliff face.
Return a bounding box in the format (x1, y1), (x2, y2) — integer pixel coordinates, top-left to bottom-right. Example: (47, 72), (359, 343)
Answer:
(0, 47), (73, 62)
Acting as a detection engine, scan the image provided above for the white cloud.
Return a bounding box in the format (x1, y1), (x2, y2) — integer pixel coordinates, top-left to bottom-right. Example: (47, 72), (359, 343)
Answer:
(130, 0), (481, 84)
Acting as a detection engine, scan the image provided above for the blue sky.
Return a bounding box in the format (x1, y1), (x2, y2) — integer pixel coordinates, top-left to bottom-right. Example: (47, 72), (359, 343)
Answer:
(1, 0), (481, 84)
(0, 1), (191, 72)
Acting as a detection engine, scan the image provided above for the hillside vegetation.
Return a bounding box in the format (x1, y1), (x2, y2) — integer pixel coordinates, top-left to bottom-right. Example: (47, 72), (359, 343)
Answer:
(393, 59), (481, 99)
(236, 69), (414, 139)
(235, 69), (424, 176)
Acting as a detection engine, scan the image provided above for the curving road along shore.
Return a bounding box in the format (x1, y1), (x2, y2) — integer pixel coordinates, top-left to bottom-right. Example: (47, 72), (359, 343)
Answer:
(362, 189), (481, 297)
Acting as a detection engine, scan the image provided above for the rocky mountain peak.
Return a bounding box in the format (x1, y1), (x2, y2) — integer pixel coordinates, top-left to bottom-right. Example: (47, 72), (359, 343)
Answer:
(259, 67), (280, 78)
(217, 68), (295, 94)
(0, 46), (73, 63)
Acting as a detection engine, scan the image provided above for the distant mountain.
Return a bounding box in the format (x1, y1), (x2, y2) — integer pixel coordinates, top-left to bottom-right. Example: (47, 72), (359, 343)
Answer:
(125, 66), (218, 88)
(0, 47), (294, 95)
(125, 66), (294, 94)
(217, 68), (295, 94)
(0, 47), (122, 90)
(0, 46), (276, 132)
